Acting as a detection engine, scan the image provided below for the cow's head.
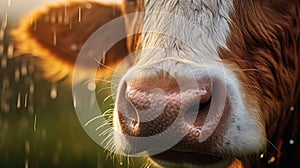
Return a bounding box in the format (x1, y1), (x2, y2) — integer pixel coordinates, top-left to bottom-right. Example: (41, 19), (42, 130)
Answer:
(11, 0), (299, 167)
(113, 0), (300, 167)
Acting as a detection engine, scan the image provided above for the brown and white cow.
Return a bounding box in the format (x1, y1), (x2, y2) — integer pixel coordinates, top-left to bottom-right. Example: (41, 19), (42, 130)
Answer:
(12, 0), (300, 167)
(113, 0), (300, 167)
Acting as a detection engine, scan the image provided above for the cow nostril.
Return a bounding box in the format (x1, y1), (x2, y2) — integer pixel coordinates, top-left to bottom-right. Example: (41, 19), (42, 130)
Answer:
(117, 82), (139, 130)
(184, 88), (212, 127)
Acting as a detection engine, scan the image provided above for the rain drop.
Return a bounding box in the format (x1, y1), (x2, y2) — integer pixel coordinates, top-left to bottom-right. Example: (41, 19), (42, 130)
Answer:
(33, 21), (37, 31)
(0, 29), (4, 41)
(33, 113), (37, 131)
(69, 20), (72, 30)
(25, 159), (28, 168)
(50, 13), (56, 24)
(58, 13), (63, 24)
(14, 67), (20, 82)
(53, 30), (57, 46)
(50, 85), (57, 99)
(21, 63), (28, 76)
(78, 6), (82, 22)
(2, 13), (8, 29)
(25, 141), (30, 154)
(7, 43), (14, 58)
(70, 44), (78, 51)
(1, 57), (7, 69)
(289, 139), (295, 145)
(7, 0), (12, 7)
(85, 3), (92, 9)
(17, 92), (21, 108)
(29, 82), (34, 94)
(290, 106), (295, 112)
(260, 153), (264, 159)
(87, 81), (96, 91)
(63, 15), (69, 25)
(73, 93), (77, 108)
(64, 3), (68, 16)
(24, 93), (28, 108)
(267, 156), (275, 164)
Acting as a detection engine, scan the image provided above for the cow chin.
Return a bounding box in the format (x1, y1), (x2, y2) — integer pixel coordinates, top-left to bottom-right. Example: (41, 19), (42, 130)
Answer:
(149, 155), (233, 168)
(113, 61), (266, 167)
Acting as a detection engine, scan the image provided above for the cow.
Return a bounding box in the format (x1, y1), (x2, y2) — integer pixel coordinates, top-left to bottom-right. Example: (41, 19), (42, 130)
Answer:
(11, 0), (300, 167)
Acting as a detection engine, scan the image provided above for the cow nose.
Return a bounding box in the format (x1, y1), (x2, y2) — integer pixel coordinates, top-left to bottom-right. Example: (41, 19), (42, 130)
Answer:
(116, 75), (212, 138)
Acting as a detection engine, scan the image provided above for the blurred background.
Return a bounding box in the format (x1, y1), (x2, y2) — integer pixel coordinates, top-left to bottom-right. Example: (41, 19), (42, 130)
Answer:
(0, 0), (145, 167)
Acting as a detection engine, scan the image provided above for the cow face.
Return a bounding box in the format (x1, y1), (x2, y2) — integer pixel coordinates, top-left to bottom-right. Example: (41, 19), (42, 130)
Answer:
(113, 0), (300, 167)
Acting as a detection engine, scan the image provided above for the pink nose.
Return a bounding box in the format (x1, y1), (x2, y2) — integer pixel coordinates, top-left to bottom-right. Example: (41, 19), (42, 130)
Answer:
(116, 75), (214, 148)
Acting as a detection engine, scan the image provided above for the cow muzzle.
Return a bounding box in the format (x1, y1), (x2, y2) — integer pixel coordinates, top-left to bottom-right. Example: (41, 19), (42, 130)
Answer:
(113, 61), (231, 163)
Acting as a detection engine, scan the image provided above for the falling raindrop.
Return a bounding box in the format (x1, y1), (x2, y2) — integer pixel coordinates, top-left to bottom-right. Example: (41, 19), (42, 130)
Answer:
(64, 3), (68, 16)
(51, 13), (56, 24)
(25, 159), (29, 168)
(102, 51), (106, 64)
(29, 82), (34, 95)
(70, 44), (78, 51)
(267, 156), (275, 164)
(260, 153), (264, 159)
(25, 141), (30, 155)
(63, 15), (69, 25)
(290, 106), (295, 111)
(78, 6), (82, 22)
(17, 92), (21, 108)
(33, 113), (37, 131)
(73, 93), (77, 108)
(0, 29), (4, 41)
(24, 93), (28, 108)
(85, 3), (92, 9)
(289, 139), (295, 145)
(7, 0), (12, 7)
(33, 21), (37, 31)
(1, 56), (7, 69)
(7, 43), (14, 58)
(50, 84), (57, 99)
(53, 30), (57, 46)
(58, 12), (63, 24)
(21, 62), (28, 77)
(69, 20), (72, 30)
(2, 13), (8, 29)
(14, 67), (20, 82)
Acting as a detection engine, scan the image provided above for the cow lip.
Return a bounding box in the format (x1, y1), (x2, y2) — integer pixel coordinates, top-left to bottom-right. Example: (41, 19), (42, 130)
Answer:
(151, 149), (226, 165)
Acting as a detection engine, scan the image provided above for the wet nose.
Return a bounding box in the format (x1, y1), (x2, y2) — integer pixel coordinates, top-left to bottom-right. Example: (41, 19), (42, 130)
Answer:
(116, 75), (212, 138)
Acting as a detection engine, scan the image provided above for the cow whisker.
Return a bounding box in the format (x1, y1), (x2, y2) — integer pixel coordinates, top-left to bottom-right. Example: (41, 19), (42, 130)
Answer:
(265, 138), (282, 155)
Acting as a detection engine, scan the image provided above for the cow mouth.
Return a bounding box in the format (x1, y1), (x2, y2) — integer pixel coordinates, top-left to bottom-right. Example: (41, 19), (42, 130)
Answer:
(151, 149), (229, 166)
